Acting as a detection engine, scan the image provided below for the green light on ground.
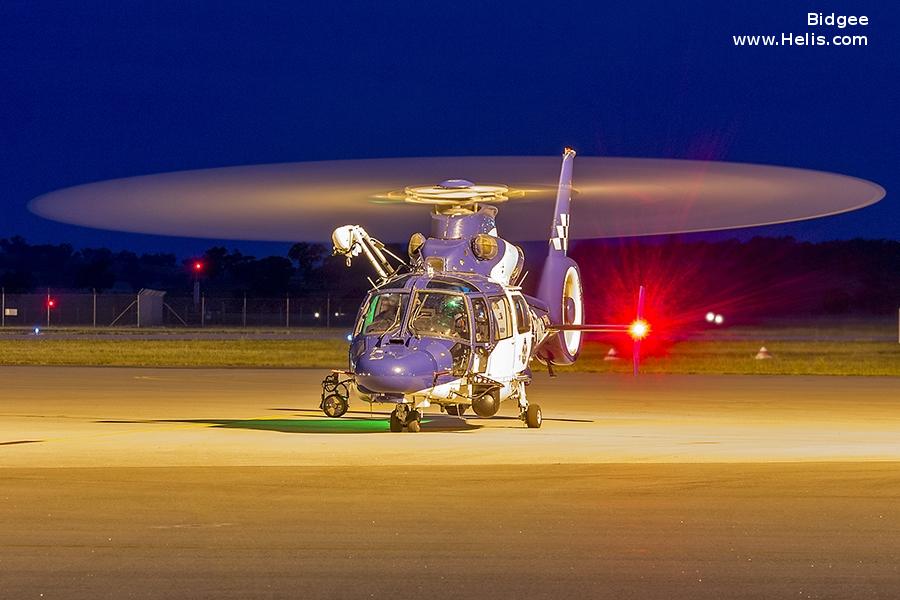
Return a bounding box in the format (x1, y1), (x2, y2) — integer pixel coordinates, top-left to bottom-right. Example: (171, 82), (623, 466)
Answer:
(214, 418), (396, 434)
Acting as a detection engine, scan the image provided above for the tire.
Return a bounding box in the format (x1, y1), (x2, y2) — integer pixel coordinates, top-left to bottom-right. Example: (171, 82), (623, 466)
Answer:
(389, 412), (404, 432)
(525, 404), (542, 429)
(405, 409), (422, 432)
(321, 394), (348, 418)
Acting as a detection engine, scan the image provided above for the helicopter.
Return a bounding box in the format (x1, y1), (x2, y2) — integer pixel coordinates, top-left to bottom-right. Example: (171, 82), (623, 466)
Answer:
(29, 144), (884, 432)
(319, 148), (650, 432)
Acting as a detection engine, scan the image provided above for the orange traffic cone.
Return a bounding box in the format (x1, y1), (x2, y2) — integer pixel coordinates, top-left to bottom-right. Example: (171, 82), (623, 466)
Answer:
(604, 347), (621, 361)
(755, 346), (773, 360)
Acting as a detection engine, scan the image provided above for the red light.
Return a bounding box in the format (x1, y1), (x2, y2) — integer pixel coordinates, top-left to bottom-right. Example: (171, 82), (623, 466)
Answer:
(47, 299), (56, 308)
(193, 261), (203, 272)
(628, 319), (649, 340)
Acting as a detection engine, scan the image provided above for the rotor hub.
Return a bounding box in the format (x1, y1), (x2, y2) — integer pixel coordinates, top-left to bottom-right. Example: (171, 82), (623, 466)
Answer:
(404, 181), (509, 206)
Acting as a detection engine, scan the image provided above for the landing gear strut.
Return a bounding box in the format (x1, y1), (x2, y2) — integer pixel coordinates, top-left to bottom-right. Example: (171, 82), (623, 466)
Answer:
(515, 381), (541, 428)
(390, 405), (422, 433)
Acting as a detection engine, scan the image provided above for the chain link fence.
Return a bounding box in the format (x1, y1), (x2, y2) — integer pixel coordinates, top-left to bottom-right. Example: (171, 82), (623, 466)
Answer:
(0, 289), (361, 329)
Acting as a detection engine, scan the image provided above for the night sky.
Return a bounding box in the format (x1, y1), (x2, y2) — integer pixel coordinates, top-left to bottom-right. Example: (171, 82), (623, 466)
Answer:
(2, 1), (897, 256)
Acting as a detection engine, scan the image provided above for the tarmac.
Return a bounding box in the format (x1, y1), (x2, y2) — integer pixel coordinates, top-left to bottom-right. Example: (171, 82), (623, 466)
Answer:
(2, 367), (899, 598)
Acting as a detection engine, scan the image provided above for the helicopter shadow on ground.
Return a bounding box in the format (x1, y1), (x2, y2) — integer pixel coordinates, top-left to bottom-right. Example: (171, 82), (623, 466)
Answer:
(97, 413), (482, 434)
(271, 407), (594, 425)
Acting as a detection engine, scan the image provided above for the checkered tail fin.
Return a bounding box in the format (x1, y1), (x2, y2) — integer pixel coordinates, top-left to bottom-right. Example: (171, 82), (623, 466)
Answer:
(549, 147), (576, 256)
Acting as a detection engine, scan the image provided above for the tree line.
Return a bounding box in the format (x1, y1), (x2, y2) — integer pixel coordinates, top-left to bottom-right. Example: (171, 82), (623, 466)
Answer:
(1, 236), (897, 315)
(0, 237), (367, 300)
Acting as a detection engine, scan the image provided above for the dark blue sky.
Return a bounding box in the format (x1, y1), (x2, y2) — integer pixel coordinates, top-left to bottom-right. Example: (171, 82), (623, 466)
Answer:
(2, 1), (897, 256)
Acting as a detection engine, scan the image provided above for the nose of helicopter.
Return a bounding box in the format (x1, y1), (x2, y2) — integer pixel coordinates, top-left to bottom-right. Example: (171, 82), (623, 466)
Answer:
(355, 344), (445, 394)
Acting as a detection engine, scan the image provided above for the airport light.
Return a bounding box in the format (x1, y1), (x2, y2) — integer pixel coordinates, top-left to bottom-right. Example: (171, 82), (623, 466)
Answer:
(628, 319), (650, 340)
(714, 314), (724, 325)
(45, 294), (56, 327)
(705, 311), (715, 322)
(189, 260), (205, 308)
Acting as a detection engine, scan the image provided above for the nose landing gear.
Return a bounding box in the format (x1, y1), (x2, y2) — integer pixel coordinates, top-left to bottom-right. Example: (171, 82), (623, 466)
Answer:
(390, 405), (423, 433)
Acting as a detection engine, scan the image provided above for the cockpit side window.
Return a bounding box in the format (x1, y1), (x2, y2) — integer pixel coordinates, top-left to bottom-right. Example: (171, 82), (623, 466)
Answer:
(358, 292), (407, 335)
(408, 291), (470, 342)
(512, 294), (531, 334)
(471, 297), (490, 344)
(489, 296), (513, 340)
(353, 298), (370, 336)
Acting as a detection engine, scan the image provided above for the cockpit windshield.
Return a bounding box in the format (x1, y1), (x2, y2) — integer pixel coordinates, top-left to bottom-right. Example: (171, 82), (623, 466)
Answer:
(357, 292), (407, 335)
(408, 291), (470, 342)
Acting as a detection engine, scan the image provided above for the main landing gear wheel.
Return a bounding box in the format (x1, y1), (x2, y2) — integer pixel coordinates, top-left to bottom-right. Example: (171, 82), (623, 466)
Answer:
(321, 394), (349, 418)
(525, 404), (542, 429)
(389, 411), (404, 432)
(406, 409), (423, 433)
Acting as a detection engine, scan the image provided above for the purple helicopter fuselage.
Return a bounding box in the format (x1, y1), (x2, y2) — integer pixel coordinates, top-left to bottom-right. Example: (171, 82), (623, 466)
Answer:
(349, 148), (587, 403)
(349, 206), (548, 401)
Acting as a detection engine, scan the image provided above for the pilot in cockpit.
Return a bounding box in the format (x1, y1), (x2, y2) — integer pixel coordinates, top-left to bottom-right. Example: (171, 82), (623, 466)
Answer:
(410, 293), (470, 341)
(366, 294), (403, 334)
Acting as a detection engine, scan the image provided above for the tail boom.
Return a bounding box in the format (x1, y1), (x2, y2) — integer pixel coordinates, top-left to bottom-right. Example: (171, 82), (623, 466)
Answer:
(534, 148), (582, 365)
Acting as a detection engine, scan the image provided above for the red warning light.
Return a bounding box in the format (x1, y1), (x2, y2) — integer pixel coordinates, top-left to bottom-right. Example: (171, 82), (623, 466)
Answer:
(628, 319), (649, 340)
(193, 261), (204, 272)
(47, 299), (56, 309)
